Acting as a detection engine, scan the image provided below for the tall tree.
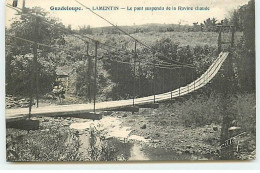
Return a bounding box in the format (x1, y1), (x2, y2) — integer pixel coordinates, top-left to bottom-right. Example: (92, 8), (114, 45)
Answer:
(6, 7), (65, 95)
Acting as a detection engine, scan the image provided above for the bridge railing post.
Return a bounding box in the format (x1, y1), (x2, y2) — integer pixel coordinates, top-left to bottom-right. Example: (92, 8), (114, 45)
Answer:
(178, 69), (181, 96)
(153, 62), (156, 103)
(170, 68), (173, 100)
(93, 41), (98, 113)
(85, 41), (89, 102)
(204, 71), (206, 85)
(29, 15), (40, 118)
(192, 69), (195, 91)
(28, 44), (34, 119)
(218, 26), (222, 54)
(188, 76), (190, 93)
(231, 26), (235, 48)
(138, 61), (141, 98)
(133, 41), (137, 106)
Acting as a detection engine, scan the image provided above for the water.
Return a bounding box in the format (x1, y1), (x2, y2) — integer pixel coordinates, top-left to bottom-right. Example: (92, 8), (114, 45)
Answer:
(77, 133), (199, 161)
(76, 133), (149, 161)
(69, 117), (205, 161)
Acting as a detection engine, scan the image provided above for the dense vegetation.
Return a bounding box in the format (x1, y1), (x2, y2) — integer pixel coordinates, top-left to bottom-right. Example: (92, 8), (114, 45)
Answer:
(5, 0), (254, 125)
(5, 0), (255, 161)
(6, 1), (255, 99)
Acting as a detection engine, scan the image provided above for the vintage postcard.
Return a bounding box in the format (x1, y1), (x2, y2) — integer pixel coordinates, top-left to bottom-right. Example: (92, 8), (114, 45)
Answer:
(5, 0), (255, 162)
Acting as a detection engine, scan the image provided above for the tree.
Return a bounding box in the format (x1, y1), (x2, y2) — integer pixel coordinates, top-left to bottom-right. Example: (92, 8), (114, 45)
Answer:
(233, 0), (255, 92)
(78, 25), (93, 35)
(6, 7), (65, 96)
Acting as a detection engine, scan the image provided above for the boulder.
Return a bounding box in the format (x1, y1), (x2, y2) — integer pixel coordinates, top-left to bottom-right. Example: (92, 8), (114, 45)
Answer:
(152, 140), (160, 143)
(140, 124), (146, 129)
(176, 151), (182, 155)
(43, 119), (49, 122)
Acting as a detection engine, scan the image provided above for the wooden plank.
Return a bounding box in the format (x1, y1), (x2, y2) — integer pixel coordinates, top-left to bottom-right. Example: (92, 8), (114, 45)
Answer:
(138, 103), (159, 109)
(6, 120), (40, 130)
(104, 106), (139, 112)
(57, 112), (102, 120)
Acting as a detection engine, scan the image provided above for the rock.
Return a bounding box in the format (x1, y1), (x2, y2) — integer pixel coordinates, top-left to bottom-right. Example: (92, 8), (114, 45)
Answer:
(21, 104), (29, 108)
(63, 123), (70, 126)
(140, 124), (146, 129)
(43, 119), (49, 122)
(74, 130), (81, 136)
(186, 145), (192, 149)
(152, 140), (160, 143)
(176, 151), (182, 155)
(103, 111), (113, 116)
(41, 129), (50, 132)
(184, 150), (190, 154)
(106, 136), (113, 140)
(122, 114), (127, 117)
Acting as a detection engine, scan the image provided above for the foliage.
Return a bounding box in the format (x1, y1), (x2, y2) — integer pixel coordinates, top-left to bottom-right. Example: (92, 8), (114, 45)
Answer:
(6, 128), (84, 161)
(78, 25), (93, 35)
(6, 119), (128, 162)
(229, 93), (256, 134)
(5, 1), (255, 102)
(175, 93), (223, 127)
(5, 52), (56, 96)
(74, 58), (94, 99)
(171, 93), (255, 135)
(231, 0), (255, 93)
(5, 7), (65, 96)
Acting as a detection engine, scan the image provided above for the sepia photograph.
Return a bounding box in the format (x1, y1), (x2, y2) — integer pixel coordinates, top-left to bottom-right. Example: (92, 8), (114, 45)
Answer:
(5, 0), (256, 162)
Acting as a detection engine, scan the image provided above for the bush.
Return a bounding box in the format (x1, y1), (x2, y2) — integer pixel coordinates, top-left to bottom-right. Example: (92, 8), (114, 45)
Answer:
(6, 53), (56, 96)
(177, 93), (222, 127)
(173, 93), (255, 131)
(229, 93), (256, 134)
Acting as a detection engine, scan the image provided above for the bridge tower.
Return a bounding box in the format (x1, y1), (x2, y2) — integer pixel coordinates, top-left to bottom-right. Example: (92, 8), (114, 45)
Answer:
(217, 25), (235, 53)
(217, 24), (237, 160)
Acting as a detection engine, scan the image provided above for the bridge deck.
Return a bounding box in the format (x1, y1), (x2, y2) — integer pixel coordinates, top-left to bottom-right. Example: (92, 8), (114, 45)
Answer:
(5, 52), (229, 122)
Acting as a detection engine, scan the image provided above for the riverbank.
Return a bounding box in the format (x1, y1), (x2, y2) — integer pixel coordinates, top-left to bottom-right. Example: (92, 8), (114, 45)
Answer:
(6, 93), (256, 161)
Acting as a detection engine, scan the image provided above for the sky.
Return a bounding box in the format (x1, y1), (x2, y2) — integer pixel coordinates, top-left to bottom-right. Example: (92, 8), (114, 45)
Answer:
(5, 0), (250, 29)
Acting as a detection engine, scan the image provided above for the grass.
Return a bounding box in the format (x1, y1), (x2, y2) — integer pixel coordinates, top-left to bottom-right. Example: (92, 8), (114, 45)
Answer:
(123, 92), (255, 160)
(229, 93), (256, 134)
(94, 31), (243, 50)
(6, 124), (84, 161)
(169, 92), (256, 159)
(165, 92), (256, 133)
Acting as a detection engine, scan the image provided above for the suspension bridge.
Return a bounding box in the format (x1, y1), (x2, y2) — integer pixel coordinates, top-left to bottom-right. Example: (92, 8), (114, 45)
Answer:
(5, 1), (234, 123)
(6, 52), (229, 122)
